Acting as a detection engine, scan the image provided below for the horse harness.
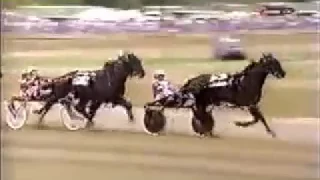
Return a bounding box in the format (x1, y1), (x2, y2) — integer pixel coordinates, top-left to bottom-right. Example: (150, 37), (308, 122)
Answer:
(72, 71), (96, 87)
(207, 73), (230, 88)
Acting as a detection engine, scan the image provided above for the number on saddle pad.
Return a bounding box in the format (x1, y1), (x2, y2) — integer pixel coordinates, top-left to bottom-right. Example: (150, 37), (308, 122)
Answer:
(72, 72), (91, 86)
(209, 73), (229, 87)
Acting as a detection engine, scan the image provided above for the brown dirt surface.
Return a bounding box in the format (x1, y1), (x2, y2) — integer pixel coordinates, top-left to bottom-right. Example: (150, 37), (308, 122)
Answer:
(2, 32), (319, 180)
(2, 119), (319, 180)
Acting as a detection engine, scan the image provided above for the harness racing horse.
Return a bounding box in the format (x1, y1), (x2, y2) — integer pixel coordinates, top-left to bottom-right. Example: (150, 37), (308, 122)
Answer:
(64, 51), (145, 128)
(5, 70), (79, 130)
(180, 53), (286, 137)
(141, 60), (257, 136)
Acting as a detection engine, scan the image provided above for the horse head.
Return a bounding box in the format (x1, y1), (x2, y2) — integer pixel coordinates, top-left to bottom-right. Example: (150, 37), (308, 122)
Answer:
(118, 51), (145, 78)
(259, 53), (286, 79)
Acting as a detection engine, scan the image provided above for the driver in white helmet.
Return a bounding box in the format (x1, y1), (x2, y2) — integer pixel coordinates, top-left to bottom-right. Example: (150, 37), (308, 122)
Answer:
(20, 66), (40, 86)
(152, 69), (178, 101)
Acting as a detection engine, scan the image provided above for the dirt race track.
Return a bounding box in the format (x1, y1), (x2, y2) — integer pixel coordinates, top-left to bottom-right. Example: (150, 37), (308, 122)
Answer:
(2, 32), (319, 180)
(2, 105), (319, 180)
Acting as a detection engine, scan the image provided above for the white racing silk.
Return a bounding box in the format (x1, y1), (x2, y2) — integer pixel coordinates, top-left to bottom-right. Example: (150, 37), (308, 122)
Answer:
(152, 80), (177, 101)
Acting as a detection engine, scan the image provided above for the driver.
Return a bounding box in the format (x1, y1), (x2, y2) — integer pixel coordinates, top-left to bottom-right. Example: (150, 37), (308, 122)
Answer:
(19, 66), (42, 99)
(152, 69), (178, 101)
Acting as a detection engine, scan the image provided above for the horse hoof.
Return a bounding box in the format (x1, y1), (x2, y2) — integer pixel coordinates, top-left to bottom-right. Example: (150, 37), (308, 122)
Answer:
(234, 121), (241, 126)
(195, 133), (205, 138)
(128, 118), (135, 123)
(269, 131), (277, 138)
(33, 110), (41, 114)
(128, 115), (135, 123)
(36, 124), (47, 130)
(211, 133), (221, 139)
(150, 132), (159, 136)
(234, 121), (248, 127)
(85, 121), (94, 129)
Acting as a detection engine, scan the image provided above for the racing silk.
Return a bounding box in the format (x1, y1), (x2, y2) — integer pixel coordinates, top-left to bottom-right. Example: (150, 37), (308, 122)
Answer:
(20, 75), (40, 87)
(19, 75), (51, 99)
(152, 80), (177, 100)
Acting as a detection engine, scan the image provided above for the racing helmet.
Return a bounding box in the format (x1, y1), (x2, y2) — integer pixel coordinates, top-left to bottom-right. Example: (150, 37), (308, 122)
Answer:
(153, 69), (165, 79)
(23, 66), (38, 74)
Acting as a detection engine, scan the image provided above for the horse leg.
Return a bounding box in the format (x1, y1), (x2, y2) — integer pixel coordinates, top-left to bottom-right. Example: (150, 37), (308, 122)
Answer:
(192, 105), (215, 137)
(34, 97), (57, 128)
(202, 107), (215, 137)
(114, 97), (134, 122)
(251, 106), (276, 138)
(74, 99), (91, 121)
(86, 101), (102, 128)
(235, 106), (276, 138)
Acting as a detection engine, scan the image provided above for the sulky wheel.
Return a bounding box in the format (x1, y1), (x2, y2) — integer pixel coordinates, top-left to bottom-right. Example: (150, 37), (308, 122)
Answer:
(191, 110), (214, 137)
(4, 100), (28, 130)
(191, 116), (203, 135)
(143, 107), (166, 136)
(60, 105), (86, 131)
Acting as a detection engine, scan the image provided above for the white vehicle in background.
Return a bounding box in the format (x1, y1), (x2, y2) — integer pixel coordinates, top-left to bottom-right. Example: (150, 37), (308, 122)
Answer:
(213, 35), (247, 60)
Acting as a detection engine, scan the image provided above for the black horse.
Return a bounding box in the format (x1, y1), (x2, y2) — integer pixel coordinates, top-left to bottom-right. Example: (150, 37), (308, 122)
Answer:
(64, 51), (145, 127)
(142, 58), (258, 136)
(180, 53), (286, 137)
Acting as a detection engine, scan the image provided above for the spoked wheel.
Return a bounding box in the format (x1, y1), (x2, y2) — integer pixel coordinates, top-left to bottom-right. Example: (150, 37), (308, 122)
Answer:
(143, 107), (166, 136)
(59, 105), (86, 131)
(4, 101), (28, 130)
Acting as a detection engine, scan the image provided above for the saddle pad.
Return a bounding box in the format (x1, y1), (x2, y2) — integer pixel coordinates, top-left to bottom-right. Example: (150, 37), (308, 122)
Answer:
(72, 72), (91, 86)
(209, 73), (229, 87)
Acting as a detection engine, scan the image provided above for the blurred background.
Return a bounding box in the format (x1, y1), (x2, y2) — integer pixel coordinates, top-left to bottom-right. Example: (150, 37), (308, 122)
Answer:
(1, 0), (319, 34)
(1, 1), (319, 180)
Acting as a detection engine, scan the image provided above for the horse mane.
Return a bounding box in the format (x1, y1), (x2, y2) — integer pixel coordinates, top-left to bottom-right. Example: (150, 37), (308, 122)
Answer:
(102, 57), (136, 78)
(241, 53), (275, 75)
(242, 60), (259, 74)
(103, 60), (118, 69)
